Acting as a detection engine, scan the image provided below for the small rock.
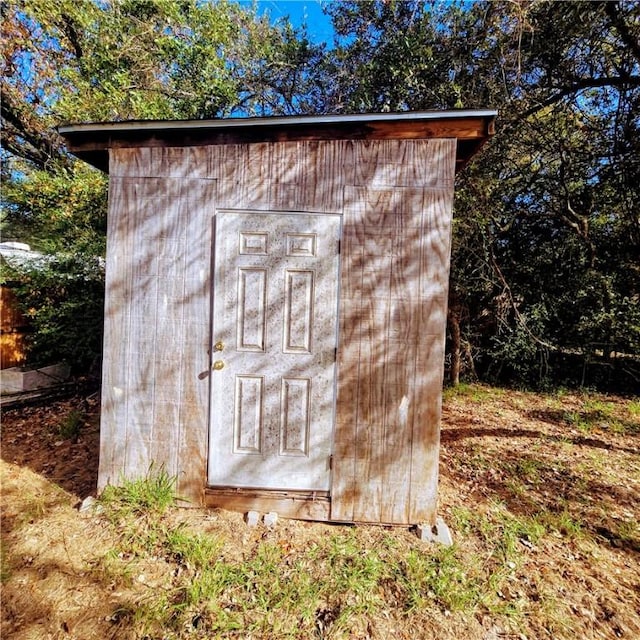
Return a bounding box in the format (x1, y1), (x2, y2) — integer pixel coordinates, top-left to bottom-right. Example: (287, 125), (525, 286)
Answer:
(244, 510), (260, 527)
(415, 517), (453, 546)
(78, 496), (102, 514)
(263, 512), (278, 528)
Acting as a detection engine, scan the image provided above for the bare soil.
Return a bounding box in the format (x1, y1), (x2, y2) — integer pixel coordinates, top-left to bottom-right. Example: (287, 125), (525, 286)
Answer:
(1, 385), (639, 639)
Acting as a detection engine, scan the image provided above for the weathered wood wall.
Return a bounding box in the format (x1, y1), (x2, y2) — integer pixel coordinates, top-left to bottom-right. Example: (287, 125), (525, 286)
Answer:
(1, 285), (29, 369)
(104, 139), (456, 524)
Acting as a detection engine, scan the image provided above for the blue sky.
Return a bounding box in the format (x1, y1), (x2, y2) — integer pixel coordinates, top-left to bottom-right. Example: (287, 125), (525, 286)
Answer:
(237, 1), (336, 45)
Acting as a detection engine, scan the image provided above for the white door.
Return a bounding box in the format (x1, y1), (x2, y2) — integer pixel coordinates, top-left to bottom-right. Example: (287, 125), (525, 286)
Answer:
(208, 211), (341, 491)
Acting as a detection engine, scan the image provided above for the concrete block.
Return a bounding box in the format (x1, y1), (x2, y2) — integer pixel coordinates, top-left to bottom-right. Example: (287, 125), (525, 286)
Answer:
(1, 363), (70, 394)
(263, 512), (278, 528)
(244, 510), (260, 527)
(415, 517), (453, 546)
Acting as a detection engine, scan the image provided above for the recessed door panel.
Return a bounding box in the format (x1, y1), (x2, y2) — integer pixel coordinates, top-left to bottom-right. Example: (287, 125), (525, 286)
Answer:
(280, 377), (311, 456)
(236, 268), (267, 352)
(233, 375), (264, 454)
(283, 270), (314, 353)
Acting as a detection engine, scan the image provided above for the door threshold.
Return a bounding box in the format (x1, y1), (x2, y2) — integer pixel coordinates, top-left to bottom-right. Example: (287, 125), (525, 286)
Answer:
(204, 486), (330, 522)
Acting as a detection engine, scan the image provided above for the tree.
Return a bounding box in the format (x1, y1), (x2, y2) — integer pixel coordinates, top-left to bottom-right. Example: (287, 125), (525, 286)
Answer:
(0, 0), (324, 370)
(324, 0), (640, 389)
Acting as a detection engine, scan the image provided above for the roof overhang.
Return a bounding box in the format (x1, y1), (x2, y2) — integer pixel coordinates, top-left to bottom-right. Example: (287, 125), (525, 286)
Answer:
(58, 110), (497, 174)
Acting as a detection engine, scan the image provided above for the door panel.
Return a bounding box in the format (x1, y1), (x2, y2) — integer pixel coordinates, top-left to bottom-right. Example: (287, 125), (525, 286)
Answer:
(208, 211), (341, 491)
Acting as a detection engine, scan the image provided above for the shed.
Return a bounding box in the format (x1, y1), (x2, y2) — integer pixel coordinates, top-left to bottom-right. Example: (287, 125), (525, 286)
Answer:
(59, 110), (496, 526)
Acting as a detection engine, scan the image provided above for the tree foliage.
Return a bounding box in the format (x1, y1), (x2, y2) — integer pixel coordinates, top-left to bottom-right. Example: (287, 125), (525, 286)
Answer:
(1, 0), (638, 389)
(1, 0), (325, 168)
(2, 255), (105, 374)
(1, 0), (324, 370)
(324, 0), (640, 389)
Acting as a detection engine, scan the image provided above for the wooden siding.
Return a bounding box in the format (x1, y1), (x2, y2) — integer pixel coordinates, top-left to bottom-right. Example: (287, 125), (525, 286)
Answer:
(1, 285), (29, 369)
(104, 139), (456, 524)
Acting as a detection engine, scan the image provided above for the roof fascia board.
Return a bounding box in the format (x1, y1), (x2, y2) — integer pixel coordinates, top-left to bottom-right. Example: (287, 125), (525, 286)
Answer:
(58, 110), (496, 137)
(58, 110), (497, 173)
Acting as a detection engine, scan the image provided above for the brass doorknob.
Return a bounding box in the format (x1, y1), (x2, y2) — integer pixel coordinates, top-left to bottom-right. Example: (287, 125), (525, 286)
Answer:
(212, 360), (225, 371)
(214, 341), (225, 352)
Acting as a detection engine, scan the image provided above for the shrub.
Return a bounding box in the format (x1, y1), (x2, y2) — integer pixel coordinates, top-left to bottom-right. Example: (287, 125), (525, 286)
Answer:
(3, 254), (105, 374)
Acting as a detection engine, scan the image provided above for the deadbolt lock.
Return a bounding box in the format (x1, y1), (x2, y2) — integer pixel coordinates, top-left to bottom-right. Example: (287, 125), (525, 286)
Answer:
(214, 341), (225, 352)
(212, 360), (225, 371)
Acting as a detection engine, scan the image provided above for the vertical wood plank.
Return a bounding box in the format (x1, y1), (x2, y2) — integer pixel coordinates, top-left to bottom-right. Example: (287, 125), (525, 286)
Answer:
(407, 142), (456, 524)
(125, 184), (159, 468)
(330, 223), (362, 522)
(176, 178), (216, 502)
(153, 190), (187, 480)
(409, 335), (445, 523)
(99, 175), (134, 489)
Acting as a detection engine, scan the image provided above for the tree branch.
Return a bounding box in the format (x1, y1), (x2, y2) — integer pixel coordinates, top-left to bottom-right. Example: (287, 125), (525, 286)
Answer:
(605, 1), (640, 66)
(0, 85), (71, 169)
(520, 75), (640, 119)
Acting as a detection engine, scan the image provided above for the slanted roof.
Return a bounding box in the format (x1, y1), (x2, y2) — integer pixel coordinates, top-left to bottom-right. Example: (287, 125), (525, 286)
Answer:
(58, 110), (497, 174)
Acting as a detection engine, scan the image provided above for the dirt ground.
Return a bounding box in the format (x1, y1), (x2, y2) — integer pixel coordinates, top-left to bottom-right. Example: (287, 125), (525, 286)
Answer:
(1, 385), (639, 639)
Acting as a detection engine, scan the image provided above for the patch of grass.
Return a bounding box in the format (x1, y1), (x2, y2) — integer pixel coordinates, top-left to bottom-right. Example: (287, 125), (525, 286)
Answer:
(87, 548), (137, 588)
(112, 524), (520, 638)
(540, 507), (584, 539)
(401, 545), (485, 613)
(558, 395), (638, 435)
(97, 466), (183, 558)
(164, 524), (224, 570)
(562, 409), (592, 433)
(98, 465), (178, 521)
(511, 457), (544, 485)
(454, 502), (546, 564)
(1, 546), (12, 583)
(443, 383), (504, 403)
(450, 506), (476, 535)
(494, 514), (546, 563)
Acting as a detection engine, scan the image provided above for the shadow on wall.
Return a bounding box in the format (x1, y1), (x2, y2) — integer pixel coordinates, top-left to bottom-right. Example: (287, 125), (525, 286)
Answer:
(101, 139), (453, 522)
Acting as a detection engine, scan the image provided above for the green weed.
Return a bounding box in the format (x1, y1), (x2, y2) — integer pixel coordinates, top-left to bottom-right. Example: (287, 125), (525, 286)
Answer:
(98, 464), (178, 521)
(1, 547), (11, 584)
(443, 383), (503, 403)
(560, 396), (637, 434)
(164, 524), (224, 569)
(562, 410), (591, 433)
(56, 409), (84, 440)
(502, 457), (544, 487)
(450, 506), (475, 535)
(401, 546), (484, 613)
(492, 513), (546, 563)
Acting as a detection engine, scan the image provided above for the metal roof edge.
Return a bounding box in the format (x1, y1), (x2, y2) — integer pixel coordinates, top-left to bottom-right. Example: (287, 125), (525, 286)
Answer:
(58, 109), (497, 136)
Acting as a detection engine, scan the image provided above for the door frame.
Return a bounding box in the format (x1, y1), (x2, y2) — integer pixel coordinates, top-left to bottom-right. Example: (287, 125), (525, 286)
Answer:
(206, 208), (343, 508)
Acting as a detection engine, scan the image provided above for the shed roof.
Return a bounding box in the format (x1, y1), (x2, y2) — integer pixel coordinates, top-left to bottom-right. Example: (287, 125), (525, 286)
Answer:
(59, 109), (496, 173)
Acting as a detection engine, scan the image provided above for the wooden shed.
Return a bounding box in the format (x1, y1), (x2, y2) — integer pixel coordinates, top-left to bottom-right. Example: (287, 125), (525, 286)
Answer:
(60, 110), (496, 527)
